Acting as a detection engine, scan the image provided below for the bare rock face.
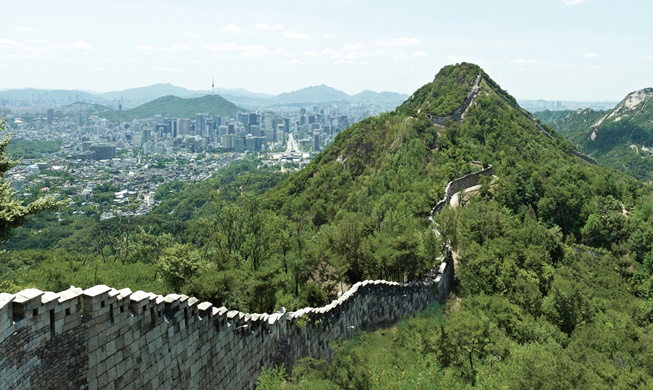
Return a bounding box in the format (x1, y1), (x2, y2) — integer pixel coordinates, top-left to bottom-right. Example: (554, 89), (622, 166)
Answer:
(592, 87), (653, 129)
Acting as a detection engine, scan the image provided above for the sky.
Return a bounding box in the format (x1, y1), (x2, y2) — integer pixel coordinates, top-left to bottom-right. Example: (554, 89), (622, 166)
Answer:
(1, 0), (651, 101)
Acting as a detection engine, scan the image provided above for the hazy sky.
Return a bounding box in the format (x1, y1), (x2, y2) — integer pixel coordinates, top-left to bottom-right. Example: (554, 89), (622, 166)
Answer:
(2, 0), (650, 100)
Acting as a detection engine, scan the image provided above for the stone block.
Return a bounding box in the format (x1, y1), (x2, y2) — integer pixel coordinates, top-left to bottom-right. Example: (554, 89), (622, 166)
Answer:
(12, 289), (44, 321)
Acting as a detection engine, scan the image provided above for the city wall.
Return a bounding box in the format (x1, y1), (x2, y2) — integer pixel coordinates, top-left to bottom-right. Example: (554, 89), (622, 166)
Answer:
(431, 163), (494, 215)
(428, 74), (482, 126)
(0, 270), (450, 390)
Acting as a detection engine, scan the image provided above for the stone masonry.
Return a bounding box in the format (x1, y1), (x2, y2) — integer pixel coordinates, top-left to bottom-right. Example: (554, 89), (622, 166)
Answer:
(0, 273), (451, 389)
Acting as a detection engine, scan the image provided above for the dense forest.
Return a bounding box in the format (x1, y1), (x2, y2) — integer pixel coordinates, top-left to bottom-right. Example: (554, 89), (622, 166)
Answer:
(3, 63), (653, 388)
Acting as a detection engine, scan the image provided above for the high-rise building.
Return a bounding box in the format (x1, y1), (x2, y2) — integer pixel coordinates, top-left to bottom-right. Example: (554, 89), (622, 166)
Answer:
(195, 114), (207, 135)
(221, 134), (235, 150)
(248, 113), (259, 134)
(313, 133), (321, 152)
(46, 109), (54, 125)
(177, 118), (191, 136)
(264, 128), (275, 142)
(90, 144), (116, 160)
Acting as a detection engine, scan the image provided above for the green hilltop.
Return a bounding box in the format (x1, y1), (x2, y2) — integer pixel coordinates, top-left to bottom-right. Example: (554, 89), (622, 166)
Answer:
(100, 94), (243, 121)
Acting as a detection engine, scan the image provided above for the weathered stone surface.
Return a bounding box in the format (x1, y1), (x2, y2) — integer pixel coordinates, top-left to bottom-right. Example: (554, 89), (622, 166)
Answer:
(0, 270), (449, 390)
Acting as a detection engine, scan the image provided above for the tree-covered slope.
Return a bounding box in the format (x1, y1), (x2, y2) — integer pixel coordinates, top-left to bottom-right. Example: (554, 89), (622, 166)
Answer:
(255, 65), (653, 388)
(100, 94), (243, 121)
(535, 88), (653, 181)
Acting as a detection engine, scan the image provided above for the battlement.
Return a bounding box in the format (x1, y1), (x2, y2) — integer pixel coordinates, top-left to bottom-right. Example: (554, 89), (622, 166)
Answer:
(0, 262), (451, 389)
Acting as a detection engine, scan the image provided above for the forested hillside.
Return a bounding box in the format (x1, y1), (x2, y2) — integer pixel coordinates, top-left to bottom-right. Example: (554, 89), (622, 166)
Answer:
(535, 88), (653, 181)
(3, 63), (653, 388)
(256, 65), (653, 388)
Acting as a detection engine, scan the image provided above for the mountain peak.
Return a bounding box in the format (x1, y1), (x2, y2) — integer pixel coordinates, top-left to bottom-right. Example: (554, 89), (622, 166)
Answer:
(593, 87), (653, 128)
(398, 62), (517, 118)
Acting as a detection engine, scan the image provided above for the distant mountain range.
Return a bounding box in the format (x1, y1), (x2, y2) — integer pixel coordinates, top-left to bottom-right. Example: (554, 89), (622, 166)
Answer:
(0, 89), (108, 105)
(0, 84), (409, 109)
(519, 99), (618, 112)
(535, 87), (653, 180)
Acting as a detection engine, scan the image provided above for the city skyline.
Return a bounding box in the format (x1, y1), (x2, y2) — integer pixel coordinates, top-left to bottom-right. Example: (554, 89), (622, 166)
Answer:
(2, 0), (651, 101)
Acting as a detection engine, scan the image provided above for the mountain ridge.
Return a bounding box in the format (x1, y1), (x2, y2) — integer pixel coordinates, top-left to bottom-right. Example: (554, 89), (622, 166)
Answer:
(535, 86), (653, 180)
(0, 84), (409, 108)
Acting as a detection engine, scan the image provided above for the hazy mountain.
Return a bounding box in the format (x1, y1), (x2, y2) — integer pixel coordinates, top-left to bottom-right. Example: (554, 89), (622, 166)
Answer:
(351, 90), (409, 103)
(99, 83), (196, 102)
(519, 99), (618, 112)
(0, 89), (108, 105)
(0, 83), (408, 109)
(535, 87), (653, 180)
(220, 88), (274, 100)
(270, 84), (350, 104)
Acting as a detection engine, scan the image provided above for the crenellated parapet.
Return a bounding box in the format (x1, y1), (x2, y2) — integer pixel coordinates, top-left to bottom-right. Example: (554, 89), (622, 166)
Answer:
(0, 271), (447, 389)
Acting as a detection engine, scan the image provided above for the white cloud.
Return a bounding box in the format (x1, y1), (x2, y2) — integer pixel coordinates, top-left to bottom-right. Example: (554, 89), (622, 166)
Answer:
(583, 52), (599, 58)
(15, 27), (36, 32)
(447, 55), (474, 63)
(303, 43), (369, 64)
(304, 48), (339, 59)
(376, 37), (420, 47)
(171, 44), (192, 51)
(223, 24), (248, 34)
(98, 56), (135, 63)
(640, 55), (653, 60)
(203, 43), (286, 59)
(256, 23), (284, 31)
(184, 31), (200, 39)
(414, 51), (428, 57)
(153, 66), (181, 72)
(288, 59), (303, 65)
(283, 31), (310, 40)
(511, 58), (538, 64)
(562, 0), (590, 5)
(324, 33), (337, 39)
(50, 41), (92, 51)
(136, 45), (154, 51)
(0, 38), (19, 46)
(0, 38), (49, 58)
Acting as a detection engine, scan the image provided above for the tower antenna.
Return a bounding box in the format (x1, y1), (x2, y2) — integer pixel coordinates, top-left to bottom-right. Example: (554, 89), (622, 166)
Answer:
(212, 76), (215, 96)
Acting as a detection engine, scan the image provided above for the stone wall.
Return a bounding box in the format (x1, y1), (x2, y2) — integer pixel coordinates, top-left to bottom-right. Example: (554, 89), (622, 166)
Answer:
(431, 163), (494, 215)
(0, 267), (452, 389)
(428, 74), (482, 126)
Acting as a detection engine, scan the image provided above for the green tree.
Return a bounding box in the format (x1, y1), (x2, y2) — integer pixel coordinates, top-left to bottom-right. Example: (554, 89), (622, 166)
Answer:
(0, 119), (60, 242)
(158, 243), (203, 291)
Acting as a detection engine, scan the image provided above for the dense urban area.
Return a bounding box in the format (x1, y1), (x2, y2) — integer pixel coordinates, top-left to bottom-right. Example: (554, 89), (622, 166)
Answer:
(0, 95), (392, 219)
